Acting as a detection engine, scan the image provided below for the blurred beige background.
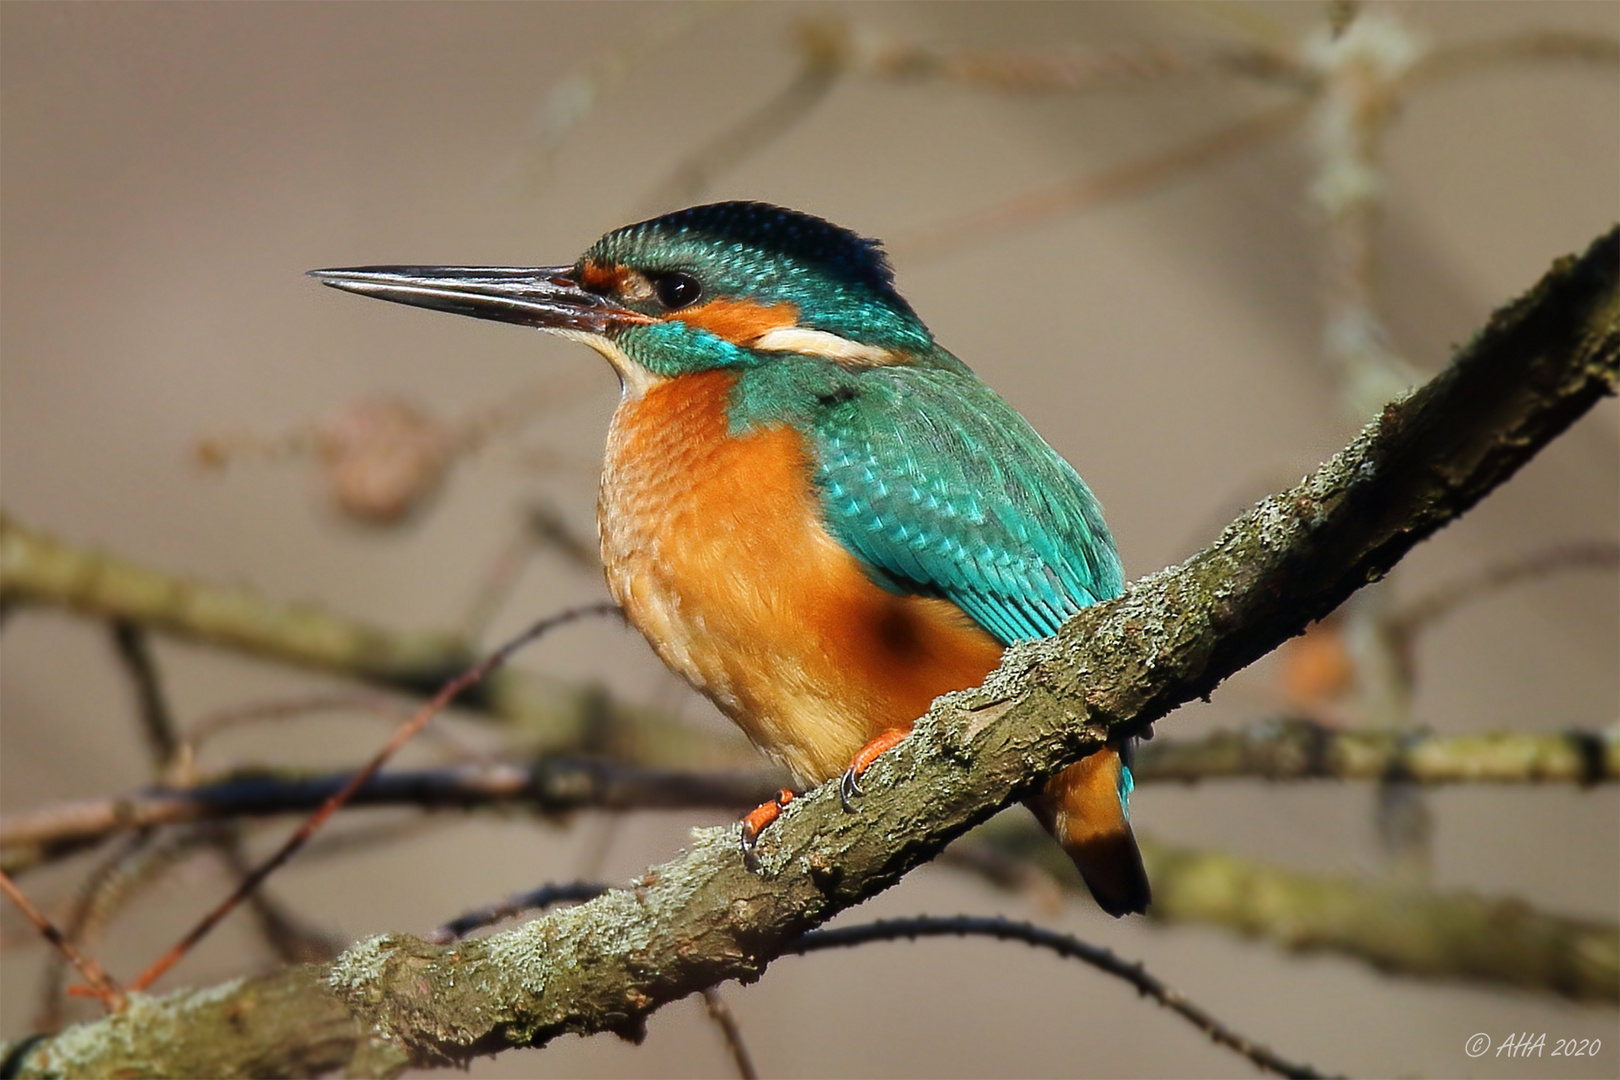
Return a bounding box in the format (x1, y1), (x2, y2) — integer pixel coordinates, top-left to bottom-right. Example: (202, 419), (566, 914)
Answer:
(2, 3), (1616, 1077)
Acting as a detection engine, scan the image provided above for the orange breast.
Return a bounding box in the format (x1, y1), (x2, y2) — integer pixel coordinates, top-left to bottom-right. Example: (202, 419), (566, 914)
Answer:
(599, 370), (1004, 782)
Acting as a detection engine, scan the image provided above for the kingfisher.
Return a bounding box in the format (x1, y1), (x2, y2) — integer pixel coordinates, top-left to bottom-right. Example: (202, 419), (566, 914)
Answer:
(311, 202), (1150, 916)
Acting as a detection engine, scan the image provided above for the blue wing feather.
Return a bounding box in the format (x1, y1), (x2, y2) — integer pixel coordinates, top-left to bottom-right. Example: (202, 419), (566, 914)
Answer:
(810, 365), (1124, 646)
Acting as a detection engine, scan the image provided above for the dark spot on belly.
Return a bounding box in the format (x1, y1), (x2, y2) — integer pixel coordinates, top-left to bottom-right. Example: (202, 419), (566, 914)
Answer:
(874, 602), (925, 660)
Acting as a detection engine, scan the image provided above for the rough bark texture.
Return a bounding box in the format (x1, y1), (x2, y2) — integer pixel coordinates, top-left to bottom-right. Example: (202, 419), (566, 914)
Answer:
(1, 228), (1614, 1077)
(0, 966), (405, 1079)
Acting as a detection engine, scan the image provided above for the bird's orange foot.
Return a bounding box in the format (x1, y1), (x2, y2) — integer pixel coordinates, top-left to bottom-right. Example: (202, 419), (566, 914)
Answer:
(839, 727), (911, 812)
(740, 788), (796, 872)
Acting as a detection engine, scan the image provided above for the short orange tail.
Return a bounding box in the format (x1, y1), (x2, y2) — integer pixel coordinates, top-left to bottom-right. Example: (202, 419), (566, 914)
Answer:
(1028, 744), (1150, 917)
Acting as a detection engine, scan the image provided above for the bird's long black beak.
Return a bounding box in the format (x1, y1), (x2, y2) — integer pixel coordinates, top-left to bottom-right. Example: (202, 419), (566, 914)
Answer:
(307, 265), (648, 335)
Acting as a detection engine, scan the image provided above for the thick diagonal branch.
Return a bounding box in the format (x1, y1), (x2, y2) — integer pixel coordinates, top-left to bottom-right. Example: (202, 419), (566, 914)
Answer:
(313, 228), (1620, 1060)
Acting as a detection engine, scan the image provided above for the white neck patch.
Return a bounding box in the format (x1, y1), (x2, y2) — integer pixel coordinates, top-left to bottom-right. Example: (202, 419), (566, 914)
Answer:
(555, 329), (665, 399)
(749, 325), (897, 367)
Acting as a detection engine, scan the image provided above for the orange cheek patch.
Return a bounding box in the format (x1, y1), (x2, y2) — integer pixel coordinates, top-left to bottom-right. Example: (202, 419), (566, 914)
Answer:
(578, 261), (628, 291)
(675, 297), (799, 346)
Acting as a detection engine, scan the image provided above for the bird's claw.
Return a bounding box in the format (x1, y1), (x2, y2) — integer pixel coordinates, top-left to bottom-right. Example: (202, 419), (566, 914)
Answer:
(839, 767), (864, 812)
(739, 788), (795, 873)
(740, 827), (763, 873)
(838, 727), (908, 813)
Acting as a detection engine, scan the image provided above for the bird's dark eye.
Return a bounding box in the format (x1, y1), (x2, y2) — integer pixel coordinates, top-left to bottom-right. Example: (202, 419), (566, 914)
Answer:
(653, 272), (703, 311)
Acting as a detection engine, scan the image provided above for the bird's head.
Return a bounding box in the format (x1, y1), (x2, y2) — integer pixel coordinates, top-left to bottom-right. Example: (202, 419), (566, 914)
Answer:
(311, 202), (937, 395)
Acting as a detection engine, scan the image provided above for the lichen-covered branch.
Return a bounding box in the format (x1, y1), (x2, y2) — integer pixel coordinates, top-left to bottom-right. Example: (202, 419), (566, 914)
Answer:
(0, 517), (466, 684)
(0, 515), (753, 770)
(0, 966), (406, 1079)
(954, 817), (1619, 1004)
(4, 230), (1614, 1077)
(1142, 840), (1619, 1003)
(1132, 720), (1620, 785)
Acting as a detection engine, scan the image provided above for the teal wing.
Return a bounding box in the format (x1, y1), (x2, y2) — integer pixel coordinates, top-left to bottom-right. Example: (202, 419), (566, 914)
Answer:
(811, 366), (1123, 647)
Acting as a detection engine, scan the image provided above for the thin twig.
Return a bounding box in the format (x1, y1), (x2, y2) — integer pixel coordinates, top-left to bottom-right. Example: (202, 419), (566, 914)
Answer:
(427, 881), (609, 944)
(937, 838), (1065, 914)
(213, 837), (345, 965)
(186, 693), (412, 749)
(523, 502), (603, 571)
(460, 528), (549, 645)
(790, 916), (1331, 1080)
(571, 806), (627, 885)
(520, 2), (732, 187)
(0, 511), (476, 684)
(0, 869), (126, 1013)
(294, 816), (457, 866)
(109, 621), (180, 762)
(809, 20), (1311, 93)
(180, 692), (485, 780)
(111, 618), (343, 968)
(1410, 29), (1620, 88)
(1392, 540), (1620, 637)
(700, 987), (758, 1080)
(642, 63), (841, 215)
(29, 622), (181, 1020)
(448, 370), (599, 459)
(126, 602), (620, 993)
(36, 839), (143, 1027)
(35, 831), (179, 1028)
(891, 101), (1308, 258)
(460, 501), (602, 643)
(1, 759), (781, 862)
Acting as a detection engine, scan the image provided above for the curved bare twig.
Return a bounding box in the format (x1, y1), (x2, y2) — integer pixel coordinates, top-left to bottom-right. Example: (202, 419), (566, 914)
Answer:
(792, 916), (1331, 1079)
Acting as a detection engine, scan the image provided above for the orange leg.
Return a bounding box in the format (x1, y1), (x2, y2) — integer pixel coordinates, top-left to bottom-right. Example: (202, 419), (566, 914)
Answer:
(740, 788), (796, 871)
(840, 727), (911, 811)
